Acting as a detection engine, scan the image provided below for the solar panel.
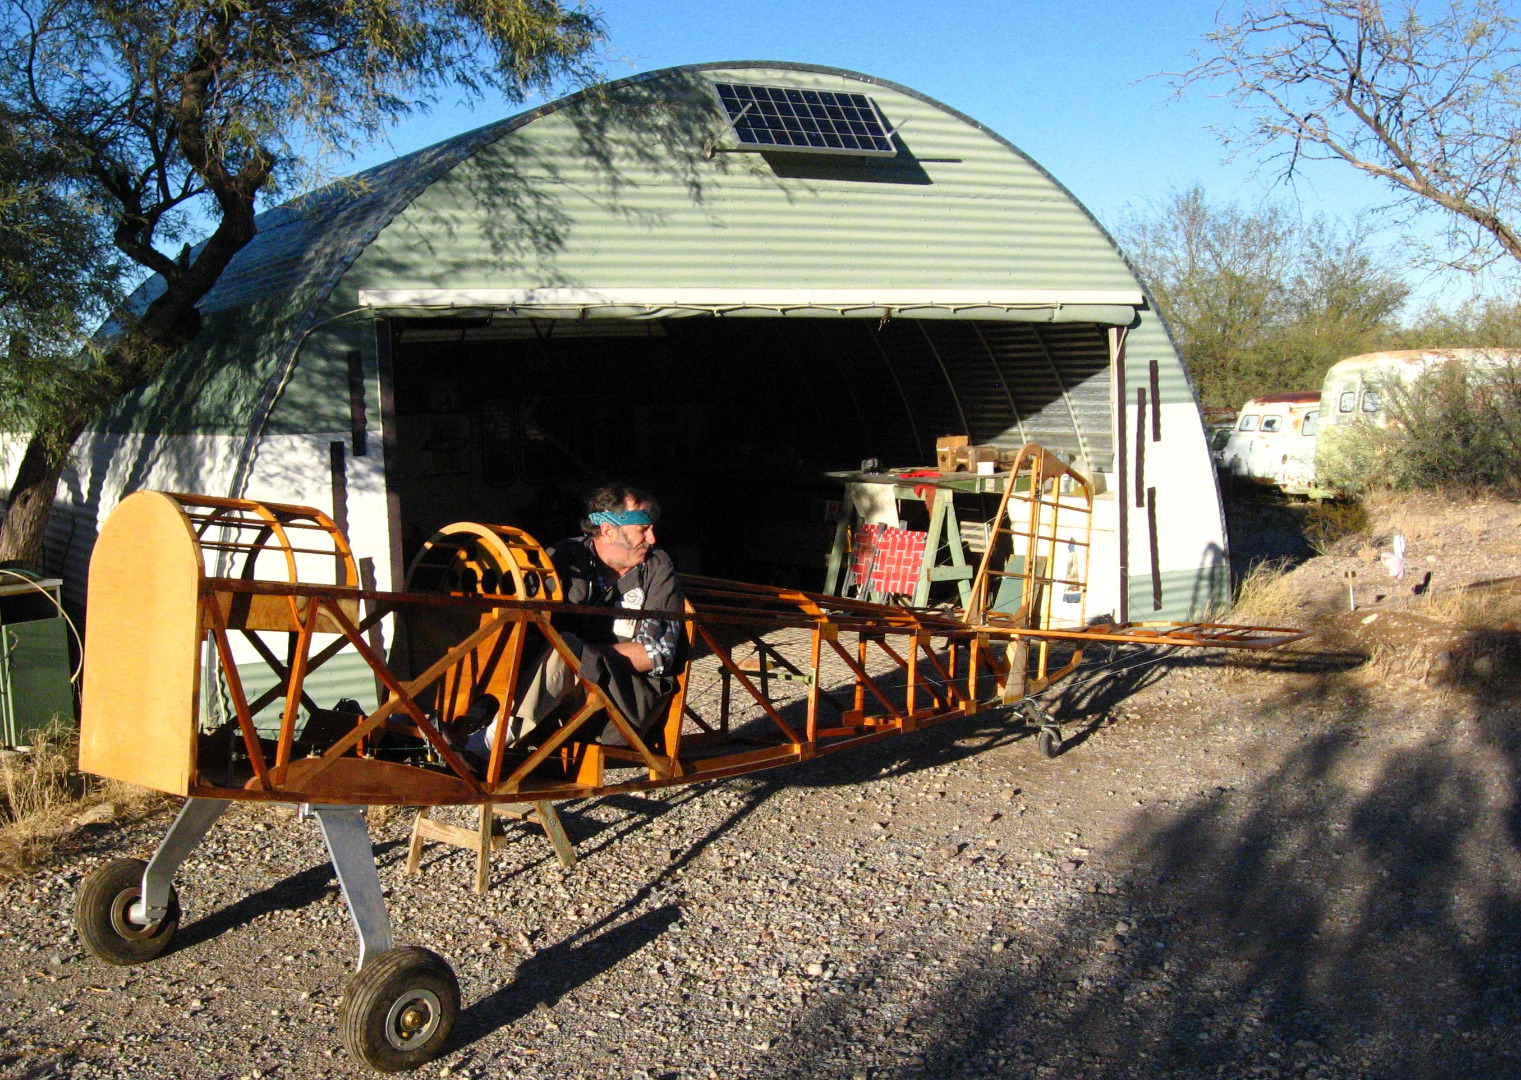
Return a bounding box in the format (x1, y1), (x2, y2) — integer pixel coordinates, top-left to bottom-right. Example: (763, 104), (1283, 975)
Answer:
(712, 82), (898, 157)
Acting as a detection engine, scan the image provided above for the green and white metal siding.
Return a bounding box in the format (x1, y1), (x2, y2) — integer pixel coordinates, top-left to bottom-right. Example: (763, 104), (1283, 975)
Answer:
(10, 61), (1227, 725)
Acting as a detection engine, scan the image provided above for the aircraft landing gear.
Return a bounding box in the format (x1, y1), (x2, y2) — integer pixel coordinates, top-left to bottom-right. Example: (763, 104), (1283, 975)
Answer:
(73, 796), (458, 1073)
(341, 946), (460, 1072)
(75, 857), (180, 964)
(1019, 699), (1063, 759)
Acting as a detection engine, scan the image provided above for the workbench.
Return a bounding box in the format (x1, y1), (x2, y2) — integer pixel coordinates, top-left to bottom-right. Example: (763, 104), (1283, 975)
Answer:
(822, 469), (1008, 607)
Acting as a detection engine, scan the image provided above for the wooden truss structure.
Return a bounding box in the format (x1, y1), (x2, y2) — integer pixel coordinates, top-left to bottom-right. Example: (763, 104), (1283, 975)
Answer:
(79, 486), (1302, 810)
(73, 446), (1305, 1072)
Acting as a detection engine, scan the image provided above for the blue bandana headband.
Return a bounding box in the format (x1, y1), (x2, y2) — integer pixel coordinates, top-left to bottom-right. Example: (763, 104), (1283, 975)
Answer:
(589, 508), (654, 527)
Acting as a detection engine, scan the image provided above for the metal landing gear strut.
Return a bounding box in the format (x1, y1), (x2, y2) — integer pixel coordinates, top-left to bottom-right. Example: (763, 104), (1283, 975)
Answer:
(1019, 698), (1063, 759)
(74, 798), (458, 1073)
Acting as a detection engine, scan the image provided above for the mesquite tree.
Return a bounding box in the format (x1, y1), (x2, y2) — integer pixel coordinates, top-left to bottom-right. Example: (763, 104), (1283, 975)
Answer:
(1184, 1), (1521, 274)
(1116, 185), (1409, 412)
(0, 0), (602, 566)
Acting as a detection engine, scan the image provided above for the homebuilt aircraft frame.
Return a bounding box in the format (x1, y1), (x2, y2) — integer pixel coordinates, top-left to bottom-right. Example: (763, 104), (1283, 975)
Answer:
(73, 445), (1302, 1072)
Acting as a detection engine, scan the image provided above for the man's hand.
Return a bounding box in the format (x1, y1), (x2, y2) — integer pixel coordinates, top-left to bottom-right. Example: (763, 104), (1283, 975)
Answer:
(612, 641), (654, 672)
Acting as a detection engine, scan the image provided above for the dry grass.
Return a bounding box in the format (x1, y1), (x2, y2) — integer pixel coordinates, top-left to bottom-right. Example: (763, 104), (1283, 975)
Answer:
(0, 723), (406, 881)
(1229, 558), (1308, 628)
(1214, 560), (1311, 681)
(367, 803), (403, 830)
(0, 722), (167, 882)
(1420, 581), (1521, 630)
(1303, 499), (1369, 555)
(1361, 490), (1503, 547)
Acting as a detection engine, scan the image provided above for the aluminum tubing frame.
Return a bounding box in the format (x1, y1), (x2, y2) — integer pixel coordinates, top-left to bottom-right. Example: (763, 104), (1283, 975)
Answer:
(132, 797), (229, 925)
(308, 804), (395, 969)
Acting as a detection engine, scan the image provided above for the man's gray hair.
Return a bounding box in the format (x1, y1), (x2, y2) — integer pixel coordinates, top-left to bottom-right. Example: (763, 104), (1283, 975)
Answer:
(580, 482), (661, 536)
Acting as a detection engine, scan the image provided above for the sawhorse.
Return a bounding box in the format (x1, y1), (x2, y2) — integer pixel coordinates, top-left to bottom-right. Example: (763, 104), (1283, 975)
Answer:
(406, 802), (576, 894)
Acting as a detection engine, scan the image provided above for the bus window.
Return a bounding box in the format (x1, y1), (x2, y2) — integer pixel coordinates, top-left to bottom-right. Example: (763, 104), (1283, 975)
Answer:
(1338, 390), (1356, 412)
(1302, 410), (1318, 436)
(1362, 390), (1381, 413)
(1260, 416), (1282, 432)
(1238, 414), (1260, 431)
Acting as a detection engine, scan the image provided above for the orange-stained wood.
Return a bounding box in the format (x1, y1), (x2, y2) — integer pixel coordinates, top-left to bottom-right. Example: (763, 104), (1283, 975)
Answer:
(79, 492), (202, 795)
(201, 591), (360, 634)
(205, 601), (271, 791)
(79, 487), (1309, 815)
(270, 756), (478, 805)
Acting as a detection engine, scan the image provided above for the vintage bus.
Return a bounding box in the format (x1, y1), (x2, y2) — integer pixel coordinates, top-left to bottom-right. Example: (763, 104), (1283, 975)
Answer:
(1217, 391), (1322, 494)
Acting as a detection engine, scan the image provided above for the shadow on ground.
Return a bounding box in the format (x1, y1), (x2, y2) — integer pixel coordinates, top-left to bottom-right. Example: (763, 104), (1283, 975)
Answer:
(1221, 479), (1318, 579)
(744, 654), (1521, 1079)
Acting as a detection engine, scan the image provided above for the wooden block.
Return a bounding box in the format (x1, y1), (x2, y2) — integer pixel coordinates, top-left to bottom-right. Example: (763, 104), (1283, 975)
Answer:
(414, 817), (480, 848)
(576, 744), (604, 787)
(935, 435), (968, 471)
(559, 742), (604, 788)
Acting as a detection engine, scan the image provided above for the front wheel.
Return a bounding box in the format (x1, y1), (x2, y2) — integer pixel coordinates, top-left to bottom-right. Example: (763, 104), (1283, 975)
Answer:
(1037, 725), (1062, 759)
(75, 858), (180, 965)
(341, 946), (459, 1072)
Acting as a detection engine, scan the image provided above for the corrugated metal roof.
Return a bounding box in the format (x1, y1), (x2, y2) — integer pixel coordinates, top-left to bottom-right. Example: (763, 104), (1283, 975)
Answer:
(345, 63), (1144, 299)
(103, 60), (1191, 439)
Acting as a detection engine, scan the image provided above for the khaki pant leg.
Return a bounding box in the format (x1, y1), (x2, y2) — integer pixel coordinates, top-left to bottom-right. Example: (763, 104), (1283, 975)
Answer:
(466, 635), (585, 755)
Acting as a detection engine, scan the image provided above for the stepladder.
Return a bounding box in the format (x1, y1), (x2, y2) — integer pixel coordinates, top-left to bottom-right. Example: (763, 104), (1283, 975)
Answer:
(406, 802), (576, 894)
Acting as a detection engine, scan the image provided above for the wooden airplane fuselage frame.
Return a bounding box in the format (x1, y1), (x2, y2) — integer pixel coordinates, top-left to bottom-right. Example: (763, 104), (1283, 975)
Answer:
(78, 450), (1304, 811)
(71, 448), (1309, 1074)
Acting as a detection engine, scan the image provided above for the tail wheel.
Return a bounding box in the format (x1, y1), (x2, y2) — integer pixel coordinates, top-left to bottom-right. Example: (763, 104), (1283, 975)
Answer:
(1037, 725), (1062, 759)
(341, 946), (459, 1073)
(75, 858), (180, 965)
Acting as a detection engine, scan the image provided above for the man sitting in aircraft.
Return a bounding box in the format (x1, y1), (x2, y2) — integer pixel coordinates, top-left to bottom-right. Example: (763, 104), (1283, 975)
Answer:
(454, 482), (685, 767)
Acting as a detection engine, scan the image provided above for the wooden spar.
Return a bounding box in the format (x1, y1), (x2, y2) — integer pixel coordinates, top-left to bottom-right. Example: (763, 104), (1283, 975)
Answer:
(77, 475), (1308, 811)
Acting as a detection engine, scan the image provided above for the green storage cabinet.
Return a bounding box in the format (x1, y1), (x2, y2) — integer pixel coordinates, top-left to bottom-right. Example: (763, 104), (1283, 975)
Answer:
(0, 577), (76, 746)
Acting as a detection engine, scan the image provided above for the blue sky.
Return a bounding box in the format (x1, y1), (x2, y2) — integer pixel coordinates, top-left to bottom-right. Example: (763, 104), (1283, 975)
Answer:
(342, 0), (1485, 308)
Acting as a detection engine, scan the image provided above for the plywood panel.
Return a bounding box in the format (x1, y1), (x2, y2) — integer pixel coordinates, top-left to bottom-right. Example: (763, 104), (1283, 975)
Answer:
(79, 491), (201, 794)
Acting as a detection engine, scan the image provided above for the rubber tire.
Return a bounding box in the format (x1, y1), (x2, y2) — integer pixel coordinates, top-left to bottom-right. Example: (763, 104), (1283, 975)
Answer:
(75, 858), (180, 966)
(341, 946), (459, 1073)
(1037, 726), (1061, 759)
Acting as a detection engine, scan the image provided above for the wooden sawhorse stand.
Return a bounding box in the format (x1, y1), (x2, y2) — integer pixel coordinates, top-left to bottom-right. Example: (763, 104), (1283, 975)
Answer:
(406, 802), (576, 894)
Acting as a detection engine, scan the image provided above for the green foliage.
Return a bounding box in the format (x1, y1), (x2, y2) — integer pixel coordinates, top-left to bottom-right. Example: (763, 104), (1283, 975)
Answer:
(1394, 297), (1521, 350)
(1316, 357), (1521, 493)
(0, 110), (124, 454)
(0, 0), (605, 563)
(1116, 186), (1409, 413)
(1, 0), (604, 217)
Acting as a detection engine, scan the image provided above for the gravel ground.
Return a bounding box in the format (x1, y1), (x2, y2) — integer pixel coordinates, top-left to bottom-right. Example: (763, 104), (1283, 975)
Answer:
(4, 517), (1521, 1079)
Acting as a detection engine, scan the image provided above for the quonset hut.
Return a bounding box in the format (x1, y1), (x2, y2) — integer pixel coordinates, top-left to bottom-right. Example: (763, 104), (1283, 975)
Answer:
(16, 61), (1228, 717)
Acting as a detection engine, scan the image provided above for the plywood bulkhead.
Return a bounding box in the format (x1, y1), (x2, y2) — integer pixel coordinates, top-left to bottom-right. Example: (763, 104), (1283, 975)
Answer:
(79, 491), (202, 794)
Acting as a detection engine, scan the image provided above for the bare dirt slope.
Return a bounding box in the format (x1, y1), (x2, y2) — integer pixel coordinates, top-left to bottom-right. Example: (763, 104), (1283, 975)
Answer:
(3, 498), (1520, 1080)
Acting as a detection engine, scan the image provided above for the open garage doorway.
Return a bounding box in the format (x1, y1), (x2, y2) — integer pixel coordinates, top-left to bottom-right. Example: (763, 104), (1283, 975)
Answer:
(384, 315), (1114, 592)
